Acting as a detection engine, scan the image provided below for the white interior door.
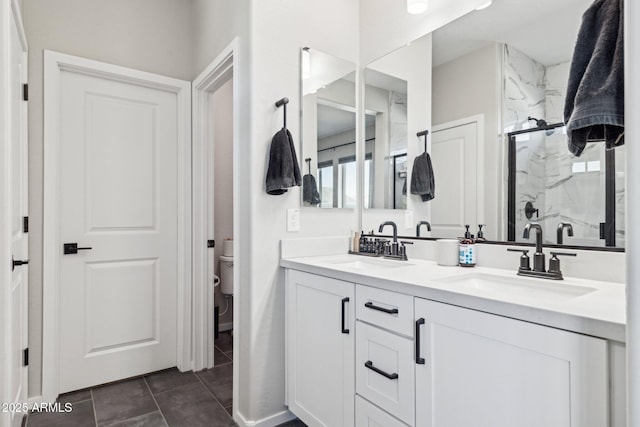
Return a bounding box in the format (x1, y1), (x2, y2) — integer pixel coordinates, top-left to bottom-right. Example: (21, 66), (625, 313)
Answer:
(6, 4), (28, 426)
(430, 121), (479, 238)
(49, 54), (189, 393)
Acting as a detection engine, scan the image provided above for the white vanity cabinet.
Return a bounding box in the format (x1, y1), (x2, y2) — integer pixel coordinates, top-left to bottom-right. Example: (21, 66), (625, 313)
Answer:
(285, 270), (355, 427)
(414, 298), (609, 427)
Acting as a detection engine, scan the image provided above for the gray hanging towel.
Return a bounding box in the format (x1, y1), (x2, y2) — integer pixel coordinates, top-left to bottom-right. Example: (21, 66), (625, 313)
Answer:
(303, 174), (321, 205)
(266, 128), (302, 195)
(564, 0), (624, 156)
(410, 152), (435, 202)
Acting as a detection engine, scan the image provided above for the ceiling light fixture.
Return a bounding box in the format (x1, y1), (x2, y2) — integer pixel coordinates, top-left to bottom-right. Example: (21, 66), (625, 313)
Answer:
(407, 0), (428, 14)
(475, 1), (492, 10)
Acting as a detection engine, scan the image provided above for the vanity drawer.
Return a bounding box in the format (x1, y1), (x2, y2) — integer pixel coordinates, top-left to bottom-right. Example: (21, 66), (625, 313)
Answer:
(356, 321), (415, 426)
(356, 396), (409, 427)
(356, 285), (414, 337)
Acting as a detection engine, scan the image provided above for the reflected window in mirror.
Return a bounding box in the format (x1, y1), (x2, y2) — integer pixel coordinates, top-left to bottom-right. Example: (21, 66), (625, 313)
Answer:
(363, 69), (408, 210)
(301, 47), (357, 209)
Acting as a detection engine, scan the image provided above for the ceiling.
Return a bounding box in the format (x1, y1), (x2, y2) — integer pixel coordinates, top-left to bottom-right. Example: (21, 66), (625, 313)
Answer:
(432, 0), (593, 67)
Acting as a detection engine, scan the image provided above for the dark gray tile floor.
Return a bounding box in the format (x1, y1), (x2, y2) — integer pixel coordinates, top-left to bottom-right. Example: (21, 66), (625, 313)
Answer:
(26, 331), (305, 427)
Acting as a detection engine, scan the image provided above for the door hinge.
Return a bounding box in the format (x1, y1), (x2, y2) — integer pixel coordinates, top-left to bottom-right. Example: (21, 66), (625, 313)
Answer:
(207, 240), (215, 248)
(22, 83), (28, 101)
(23, 216), (28, 233)
(23, 348), (28, 367)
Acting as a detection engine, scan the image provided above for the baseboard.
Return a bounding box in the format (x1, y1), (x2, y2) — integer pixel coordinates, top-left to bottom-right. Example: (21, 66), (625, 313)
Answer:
(219, 322), (233, 332)
(235, 409), (296, 427)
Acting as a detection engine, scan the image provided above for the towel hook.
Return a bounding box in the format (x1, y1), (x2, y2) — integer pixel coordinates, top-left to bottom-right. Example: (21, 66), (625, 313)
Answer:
(417, 129), (429, 153)
(305, 157), (311, 175)
(275, 97), (289, 129)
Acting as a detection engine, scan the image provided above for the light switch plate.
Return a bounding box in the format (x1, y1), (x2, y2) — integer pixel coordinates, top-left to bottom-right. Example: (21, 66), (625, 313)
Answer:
(287, 208), (300, 232)
(405, 210), (414, 230)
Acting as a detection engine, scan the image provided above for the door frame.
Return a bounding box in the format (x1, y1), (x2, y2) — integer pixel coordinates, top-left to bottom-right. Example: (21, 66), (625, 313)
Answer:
(41, 51), (192, 402)
(431, 114), (485, 229)
(1, 0), (28, 423)
(191, 38), (239, 372)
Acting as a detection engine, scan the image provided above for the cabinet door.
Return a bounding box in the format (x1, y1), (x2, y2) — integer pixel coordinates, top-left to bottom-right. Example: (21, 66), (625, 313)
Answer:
(286, 270), (355, 427)
(415, 298), (607, 427)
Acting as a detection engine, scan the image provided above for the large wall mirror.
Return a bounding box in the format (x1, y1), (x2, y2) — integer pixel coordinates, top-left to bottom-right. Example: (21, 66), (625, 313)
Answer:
(425, 0), (625, 249)
(300, 48), (357, 209)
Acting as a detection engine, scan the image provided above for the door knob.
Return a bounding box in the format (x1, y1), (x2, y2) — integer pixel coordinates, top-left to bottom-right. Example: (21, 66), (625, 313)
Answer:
(63, 243), (93, 255)
(12, 256), (28, 271)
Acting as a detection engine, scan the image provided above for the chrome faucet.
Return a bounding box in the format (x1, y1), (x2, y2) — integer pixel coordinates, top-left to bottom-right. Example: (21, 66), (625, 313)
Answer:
(556, 222), (574, 244)
(416, 221), (431, 237)
(523, 222), (545, 272)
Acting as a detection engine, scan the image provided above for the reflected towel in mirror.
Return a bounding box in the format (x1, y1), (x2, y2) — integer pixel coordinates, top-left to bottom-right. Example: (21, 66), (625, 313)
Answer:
(410, 152), (435, 202)
(303, 174), (321, 205)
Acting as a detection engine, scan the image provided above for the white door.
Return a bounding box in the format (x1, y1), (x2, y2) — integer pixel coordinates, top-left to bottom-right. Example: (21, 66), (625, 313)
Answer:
(430, 121), (478, 238)
(47, 53), (189, 393)
(5, 5), (28, 427)
(286, 270), (355, 427)
(414, 298), (608, 427)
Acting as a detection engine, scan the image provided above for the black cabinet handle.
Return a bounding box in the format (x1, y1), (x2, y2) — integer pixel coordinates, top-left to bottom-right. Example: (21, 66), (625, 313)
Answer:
(341, 297), (350, 334)
(415, 318), (425, 364)
(364, 360), (398, 380)
(364, 301), (399, 315)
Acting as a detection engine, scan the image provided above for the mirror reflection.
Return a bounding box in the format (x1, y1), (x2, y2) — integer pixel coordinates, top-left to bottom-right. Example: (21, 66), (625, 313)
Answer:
(301, 48), (357, 208)
(429, 0), (625, 248)
(363, 69), (409, 210)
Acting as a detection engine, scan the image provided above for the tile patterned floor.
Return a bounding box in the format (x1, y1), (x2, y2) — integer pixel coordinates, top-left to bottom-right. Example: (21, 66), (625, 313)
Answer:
(25, 332), (305, 427)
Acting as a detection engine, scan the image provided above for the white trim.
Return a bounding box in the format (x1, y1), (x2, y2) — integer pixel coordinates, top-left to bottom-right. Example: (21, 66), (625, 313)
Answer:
(10, 0), (27, 52)
(234, 410), (296, 427)
(192, 39), (238, 373)
(42, 51), (192, 402)
(432, 114), (486, 227)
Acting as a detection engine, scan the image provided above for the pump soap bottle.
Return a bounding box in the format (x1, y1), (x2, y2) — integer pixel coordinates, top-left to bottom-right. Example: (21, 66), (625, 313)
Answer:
(459, 225), (477, 267)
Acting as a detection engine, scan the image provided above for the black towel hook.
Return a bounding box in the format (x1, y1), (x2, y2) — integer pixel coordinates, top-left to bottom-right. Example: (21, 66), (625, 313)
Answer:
(417, 129), (429, 153)
(275, 97), (289, 129)
(305, 158), (311, 175)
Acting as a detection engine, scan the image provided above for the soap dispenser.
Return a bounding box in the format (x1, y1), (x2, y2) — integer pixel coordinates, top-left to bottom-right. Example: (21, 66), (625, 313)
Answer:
(459, 225), (476, 267)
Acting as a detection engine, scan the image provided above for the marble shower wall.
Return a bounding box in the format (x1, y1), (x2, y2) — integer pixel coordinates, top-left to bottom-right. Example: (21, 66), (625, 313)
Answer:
(503, 46), (546, 242)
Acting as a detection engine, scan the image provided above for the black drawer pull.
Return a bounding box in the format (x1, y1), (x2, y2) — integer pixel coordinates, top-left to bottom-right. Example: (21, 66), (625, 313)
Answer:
(341, 297), (350, 334)
(364, 301), (399, 315)
(364, 361), (398, 380)
(415, 318), (425, 364)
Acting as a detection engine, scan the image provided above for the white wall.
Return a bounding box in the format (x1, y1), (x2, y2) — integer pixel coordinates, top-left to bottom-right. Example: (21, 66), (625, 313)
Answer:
(22, 0), (194, 398)
(246, 1), (359, 422)
(432, 44), (501, 239)
(192, 0), (249, 79)
(212, 78), (234, 327)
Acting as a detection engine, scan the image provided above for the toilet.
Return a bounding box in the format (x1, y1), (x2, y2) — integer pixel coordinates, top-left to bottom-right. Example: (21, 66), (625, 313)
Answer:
(219, 255), (234, 295)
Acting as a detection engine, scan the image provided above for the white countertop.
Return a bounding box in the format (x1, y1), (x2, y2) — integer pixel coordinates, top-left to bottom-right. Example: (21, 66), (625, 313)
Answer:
(281, 254), (626, 342)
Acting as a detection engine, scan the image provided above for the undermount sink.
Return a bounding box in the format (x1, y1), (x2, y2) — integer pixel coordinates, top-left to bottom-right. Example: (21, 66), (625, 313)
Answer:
(433, 272), (597, 302)
(325, 256), (414, 270)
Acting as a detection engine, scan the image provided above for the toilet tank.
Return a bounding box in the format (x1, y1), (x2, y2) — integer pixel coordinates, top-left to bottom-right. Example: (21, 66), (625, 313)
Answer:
(219, 255), (234, 295)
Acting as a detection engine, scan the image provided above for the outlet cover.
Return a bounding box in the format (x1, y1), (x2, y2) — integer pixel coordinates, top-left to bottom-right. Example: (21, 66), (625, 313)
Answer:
(405, 210), (414, 230)
(287, 208), (300, 232)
